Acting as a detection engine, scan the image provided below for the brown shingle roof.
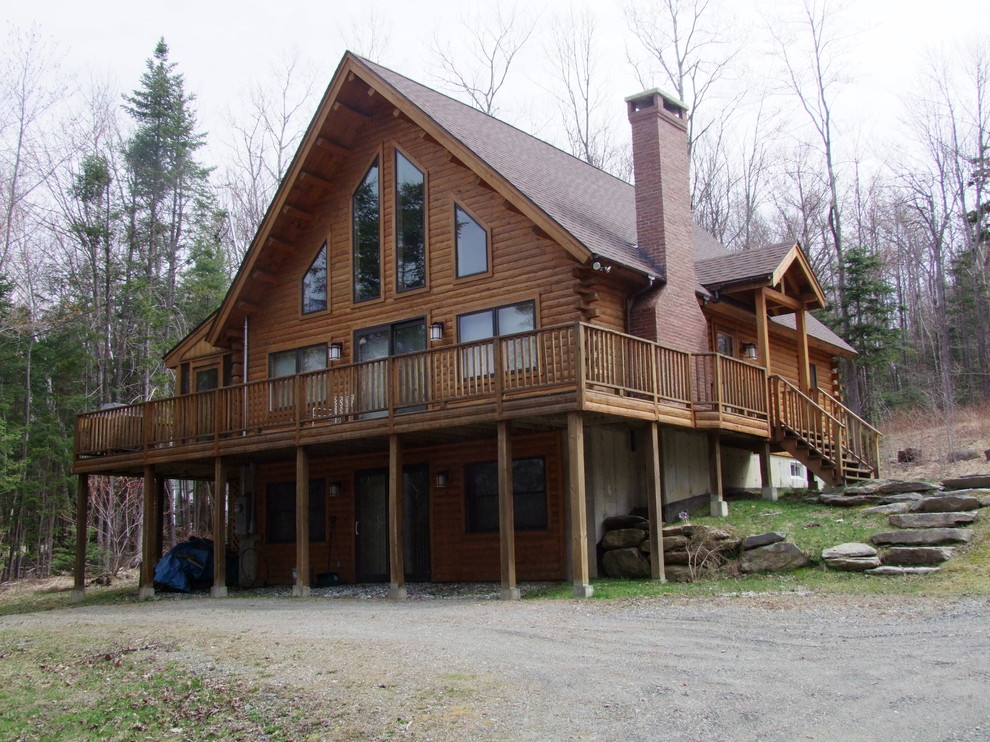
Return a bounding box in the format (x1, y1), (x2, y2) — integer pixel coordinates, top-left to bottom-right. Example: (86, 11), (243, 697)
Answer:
(357, 57), (853, 355)
(695, 242), (795, 287)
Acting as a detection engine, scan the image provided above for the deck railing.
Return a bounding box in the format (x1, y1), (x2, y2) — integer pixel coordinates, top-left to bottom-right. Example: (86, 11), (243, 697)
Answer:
(75, 323), (817, 459)
(812, 389), (882, 475)
(769, 376), (845, 478)
(692, 353), (769, 420)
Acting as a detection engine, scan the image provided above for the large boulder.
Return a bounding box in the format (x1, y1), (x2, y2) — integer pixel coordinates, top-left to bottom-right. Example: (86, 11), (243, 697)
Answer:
(870, 528), (974, 546)
(742, 531), (786, 550)
(663, 550), (690, 565)
(888, 511), (978, 529)
(601, 547), (651, 578)
(663, 565), (694, 583)
(602, 514), (648, 531)
(602, 528), (647, 550)
(909, 495), (982, 513)
(947, 449), (980, 463)
(662, 535), (689, 552)
(882, 546), (954, 566)
(820, 494), (883, 506)
(739, 542), (809, 573)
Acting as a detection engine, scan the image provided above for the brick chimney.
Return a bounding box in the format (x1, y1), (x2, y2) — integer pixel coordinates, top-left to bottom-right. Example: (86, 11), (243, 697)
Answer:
(625, 89), (708, 353)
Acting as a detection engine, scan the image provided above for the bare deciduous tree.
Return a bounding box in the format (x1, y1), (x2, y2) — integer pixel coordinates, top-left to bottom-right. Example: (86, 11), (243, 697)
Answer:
(432, 4), (534, 116)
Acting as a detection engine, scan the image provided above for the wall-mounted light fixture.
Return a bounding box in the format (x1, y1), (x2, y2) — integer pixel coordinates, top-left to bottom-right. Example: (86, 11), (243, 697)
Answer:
(429, 322), (445, 342)
(591, 257), (612, 273)
(329, 481), (342, 497)
(742, 343), (758, 361)
(435, 470), (449, 488)
(328, 342), (343, 361)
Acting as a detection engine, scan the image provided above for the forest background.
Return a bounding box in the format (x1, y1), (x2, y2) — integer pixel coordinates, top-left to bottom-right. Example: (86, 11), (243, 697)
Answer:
(1, 0), (987, 581)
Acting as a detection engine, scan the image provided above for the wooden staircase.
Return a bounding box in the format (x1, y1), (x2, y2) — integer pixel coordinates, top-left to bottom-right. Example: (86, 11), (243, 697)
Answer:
(769, 376), (881, 487)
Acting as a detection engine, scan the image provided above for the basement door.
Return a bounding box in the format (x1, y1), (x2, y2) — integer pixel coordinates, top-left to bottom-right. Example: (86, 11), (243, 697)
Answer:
(354, 464), (431, 583)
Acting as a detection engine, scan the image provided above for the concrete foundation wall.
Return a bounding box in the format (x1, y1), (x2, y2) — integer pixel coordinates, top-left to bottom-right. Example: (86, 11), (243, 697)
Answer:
(660, 428), (710, 503)
(584, 426), (645, 543)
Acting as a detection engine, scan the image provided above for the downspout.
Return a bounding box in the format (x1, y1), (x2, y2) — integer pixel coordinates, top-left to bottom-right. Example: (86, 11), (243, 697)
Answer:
(625, 274), (657, 335)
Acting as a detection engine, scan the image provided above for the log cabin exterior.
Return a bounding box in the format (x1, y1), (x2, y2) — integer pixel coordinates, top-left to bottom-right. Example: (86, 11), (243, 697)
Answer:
(71, 53), (879, 601)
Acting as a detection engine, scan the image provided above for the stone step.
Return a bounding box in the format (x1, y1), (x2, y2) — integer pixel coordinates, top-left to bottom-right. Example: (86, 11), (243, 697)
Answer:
(870, 528), (974, 547)
(888, 511), (978, 529)
(910, 495), (983, 513)
(882, 546), (954, 566)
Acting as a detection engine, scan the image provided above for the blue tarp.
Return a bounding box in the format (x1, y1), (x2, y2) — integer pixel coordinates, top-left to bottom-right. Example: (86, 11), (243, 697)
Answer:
(153, 537), (214, 592)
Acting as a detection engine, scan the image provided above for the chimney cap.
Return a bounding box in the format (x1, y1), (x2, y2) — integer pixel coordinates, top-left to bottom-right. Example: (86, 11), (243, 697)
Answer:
(624, 88), (688, 115)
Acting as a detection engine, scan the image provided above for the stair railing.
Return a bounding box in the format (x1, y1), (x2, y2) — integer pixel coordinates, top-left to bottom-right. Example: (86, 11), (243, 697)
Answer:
(812, 389), (882, 478)
(769, 375), (845, 480)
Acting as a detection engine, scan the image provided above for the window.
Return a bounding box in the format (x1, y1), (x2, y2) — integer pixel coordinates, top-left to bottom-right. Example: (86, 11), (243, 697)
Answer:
(465, 457), (547, 533)
(457, 300), (536, 375)
(352, 159), (381, 302)
(395, 151), (425, 292)
(355, 318), (427, 416)
(195, 367), (218, 392)
(265, 479), (326, 544)
(716, 331), (735, 357)
(455, 204), (488, 278)
(809, 364), (819, 390)
(302, 241), (328, 314)
(269, 344), (327, 377)
(269, 344), (328, 410)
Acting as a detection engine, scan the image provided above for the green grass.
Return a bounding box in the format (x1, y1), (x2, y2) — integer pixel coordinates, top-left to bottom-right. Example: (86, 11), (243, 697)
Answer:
(527, 492), (990, 600)
(0, 631), (332, 742)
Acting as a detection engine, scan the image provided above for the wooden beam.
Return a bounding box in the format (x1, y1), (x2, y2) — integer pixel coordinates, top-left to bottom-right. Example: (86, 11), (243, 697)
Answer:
(212, 458), (228, 597)
(71, 474), (88, 602)
(755, 288), (770, 371)
(388, 435), (407, 600)
(236, 299), (260, 315)
(763, 286), (803, 312)
(267, 236), (294, 253)
(139, 465), (156, 599)
(531, 225), (551, 240)
(315, 136), (351, 157)
(250, 268), (277, 284)
(645, 423), (667, 582)
(567, 412), (593, 598)
(333, 100), (372, 119)
(281, 204), (314, 222)
(502, 198), (523, 215)
(293, 446), (310, 596)
(299, 170), (334, 190)
(473, 174), (496, 192)
(796, 308), (811, 393)
(497, 421), (519, 600)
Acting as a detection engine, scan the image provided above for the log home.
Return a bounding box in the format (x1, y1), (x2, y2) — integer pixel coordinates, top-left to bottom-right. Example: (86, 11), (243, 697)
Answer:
(71, 53), (879, 601)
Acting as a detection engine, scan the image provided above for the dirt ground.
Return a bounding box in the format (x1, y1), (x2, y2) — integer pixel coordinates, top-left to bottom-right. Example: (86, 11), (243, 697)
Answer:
(4, 593), (989, 741)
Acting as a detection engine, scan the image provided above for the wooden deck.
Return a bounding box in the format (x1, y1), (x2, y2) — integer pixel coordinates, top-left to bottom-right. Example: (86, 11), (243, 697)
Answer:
(75, 322), (775, 475)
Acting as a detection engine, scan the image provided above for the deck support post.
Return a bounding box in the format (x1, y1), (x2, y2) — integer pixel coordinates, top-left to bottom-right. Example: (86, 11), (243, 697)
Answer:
(71, 474), (89, 603)
(497, 421), (519, 600)
(755, 289), (770, 371)
(293, 446), (311, 597)
(567, 412), (593, 598)
(388, 434), (407, 600)
(708, 433), (728, 517)
(645, 423), (667, 582)
(759, 443), (778, 501)
(796, 308), (811, 393)
(139, 465), (157, 599)
(212, 458), (228, 597)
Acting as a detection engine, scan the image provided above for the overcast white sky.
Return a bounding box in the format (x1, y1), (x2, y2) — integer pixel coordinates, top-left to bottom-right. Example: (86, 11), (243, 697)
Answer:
(5, 0), (989, 169)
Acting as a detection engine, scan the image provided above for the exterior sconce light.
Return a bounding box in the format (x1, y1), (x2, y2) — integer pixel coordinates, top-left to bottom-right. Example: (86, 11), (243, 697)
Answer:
(329, 342), (343, 361)
(591, 258), (612, 273)
(435, 470), (449, 488)
(329, 481), (342, 497)
(429, 322), (445, 342)
(742, 343), (757, 360)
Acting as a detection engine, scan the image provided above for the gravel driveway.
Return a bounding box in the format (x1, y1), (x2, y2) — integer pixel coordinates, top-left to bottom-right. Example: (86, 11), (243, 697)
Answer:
(5, 592), (989, 741)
